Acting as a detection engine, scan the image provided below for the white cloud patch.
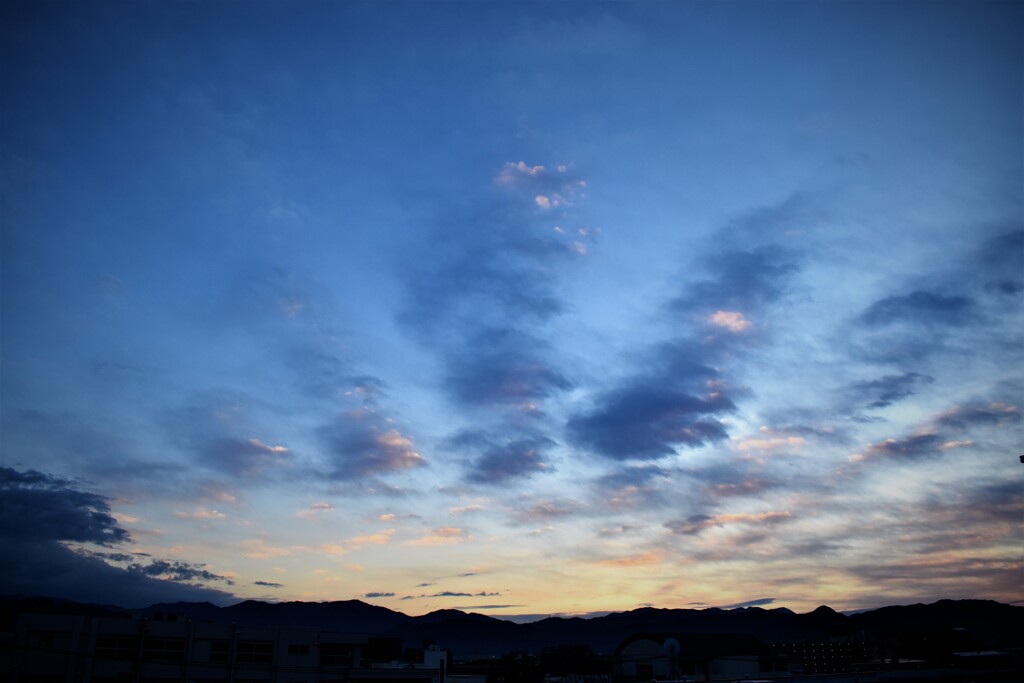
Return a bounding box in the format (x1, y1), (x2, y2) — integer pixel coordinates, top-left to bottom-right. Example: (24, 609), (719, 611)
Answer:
(496, 160), (546, 184)
(403, 527), (465, 547)
(349, 529), (395, 546)
(296, 502), (335, 519)
(708, 310), (752, 332)
(174, 508), (227, 520)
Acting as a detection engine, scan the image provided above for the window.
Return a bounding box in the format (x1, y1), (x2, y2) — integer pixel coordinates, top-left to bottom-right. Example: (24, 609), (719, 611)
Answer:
(96, 635), (140, 661)
(319, 642), (355, 666)
(288, 643), (311, 656)
(237, 640), (274, 664)
(209, 640), (230, 663)
(30, 631), (56, 650)
(144, 638), (186, 662)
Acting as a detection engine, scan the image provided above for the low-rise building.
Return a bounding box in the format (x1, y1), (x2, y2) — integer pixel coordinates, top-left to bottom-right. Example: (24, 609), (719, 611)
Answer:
(3, 611), (446, 683)
(613, 632), (763, 682)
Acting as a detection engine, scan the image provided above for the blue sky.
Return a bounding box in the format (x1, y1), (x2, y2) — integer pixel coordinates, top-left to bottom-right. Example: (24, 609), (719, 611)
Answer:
(2, 0), (1022, 616)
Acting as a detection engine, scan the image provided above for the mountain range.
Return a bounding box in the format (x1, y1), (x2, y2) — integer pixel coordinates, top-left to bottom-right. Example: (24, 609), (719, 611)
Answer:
(3, 596), (1021, 659)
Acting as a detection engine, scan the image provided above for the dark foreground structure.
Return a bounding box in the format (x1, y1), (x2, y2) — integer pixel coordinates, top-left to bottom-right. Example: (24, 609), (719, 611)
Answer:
(2, 599), (1021, 683)
(3, 611), (458, 683)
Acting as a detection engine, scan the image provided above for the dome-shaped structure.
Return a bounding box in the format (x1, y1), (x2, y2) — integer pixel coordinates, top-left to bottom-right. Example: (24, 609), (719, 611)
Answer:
(614, 632), (763, 682)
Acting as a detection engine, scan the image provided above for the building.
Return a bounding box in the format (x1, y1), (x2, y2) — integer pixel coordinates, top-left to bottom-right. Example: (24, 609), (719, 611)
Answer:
(613, 633), (763, 682)
(2, 611), (448, 683)
(763, 639), (870, 675)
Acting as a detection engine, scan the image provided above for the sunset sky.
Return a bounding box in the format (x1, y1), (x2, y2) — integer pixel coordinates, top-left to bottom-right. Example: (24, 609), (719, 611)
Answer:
(2, 0), (1022, 618)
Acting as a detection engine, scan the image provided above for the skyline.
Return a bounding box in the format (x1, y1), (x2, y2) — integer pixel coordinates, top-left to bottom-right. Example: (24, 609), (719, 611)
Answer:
(1, 0), (1022, 618)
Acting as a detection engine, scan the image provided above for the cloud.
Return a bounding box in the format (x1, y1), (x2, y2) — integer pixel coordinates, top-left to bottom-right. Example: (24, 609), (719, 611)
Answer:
(935, 402), (1020, 431)
(716, 598), (776, 609)
(596, 551), (663, 568)
(860, 290), (976, 327)
(928, 479), (1024, 527)
(363, 591), (395, 598)
(492, 160), (586, 208)
(173, 508), (227, 520)
(404, 527), (465, 546)
(568, 384), (734, 460)
(849, 372), (935, 409)
(121, 558), (233, 585)
(0, 540), (236, 608)
(296, 502), (336, 519)
(199, 437), (290, 479)
(844, 227), (1023, 367)
(444, 328), (572, 407)
(397, 162), (591, 431)
(320, 410), (425, 479)
(495, 160), (545, 185)
(976, 229), (1024, 294)
(254, 580), (284, 588)
(707, 310), (752, 333)
(565, 198), (809, 467)
(3, 409), (186, 495)
(671, 245), (801, 317)
(849, 433), (948, 462)
(590, 464), (672, 510)
(850, 399), (1020, 464)
(349, 529), (395, 546)
(845, 556), (1022, 601)
(343, 376), (388, 404)
(237, 537), (294, 559)
(664, 511), (792, 536)
(702, 478), (778, 500)
(0, 467), (131, 546)
(734, 437), (805, 455)
(512, 498), (581, 523)
(162, 393), (295, 483)
(320, 544), (348, 556)
(462, 436), (554, 484)
(449, 504), (483, 515)
(0, 467), (236, 607)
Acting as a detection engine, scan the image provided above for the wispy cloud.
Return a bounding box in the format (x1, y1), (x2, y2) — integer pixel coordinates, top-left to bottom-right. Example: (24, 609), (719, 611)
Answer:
(296, 502), (336, 519)
(404, 527), (465, 547)
(458, 434), (554, 484)
(349, 529), (395, 546)
(665, 511), (793, 536)
(860, 291), (976, 328)
(596, 551), (663, 568)
(320, 410), (424, 480)
(174, 508), (228, 520)
(849, 398), (1020, 463)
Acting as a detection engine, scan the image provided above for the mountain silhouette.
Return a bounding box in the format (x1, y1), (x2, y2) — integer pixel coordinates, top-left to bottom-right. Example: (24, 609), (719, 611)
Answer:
(3, 595), (1021, 659)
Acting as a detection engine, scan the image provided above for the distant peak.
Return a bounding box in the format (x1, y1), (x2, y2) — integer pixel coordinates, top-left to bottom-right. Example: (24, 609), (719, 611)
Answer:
(231, 599), (271, 607)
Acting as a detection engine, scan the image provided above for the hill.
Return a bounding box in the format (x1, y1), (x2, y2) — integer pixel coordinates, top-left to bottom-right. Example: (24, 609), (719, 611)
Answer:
(3, 594), (1021, 658)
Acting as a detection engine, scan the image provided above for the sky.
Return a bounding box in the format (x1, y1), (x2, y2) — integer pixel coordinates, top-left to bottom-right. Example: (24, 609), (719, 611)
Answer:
(1, 0), (1022, 619)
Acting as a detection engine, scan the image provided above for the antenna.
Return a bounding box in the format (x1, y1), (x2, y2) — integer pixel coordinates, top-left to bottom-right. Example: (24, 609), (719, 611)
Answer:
(664, 637), (681, 679)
